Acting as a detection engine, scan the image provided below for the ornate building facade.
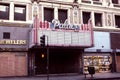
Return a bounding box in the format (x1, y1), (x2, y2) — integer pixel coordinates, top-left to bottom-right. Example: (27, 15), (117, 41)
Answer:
(0, 0), (120, 77)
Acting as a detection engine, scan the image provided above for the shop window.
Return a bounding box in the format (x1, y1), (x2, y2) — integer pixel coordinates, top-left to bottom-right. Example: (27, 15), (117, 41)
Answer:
(14, 5), (26, 21)
(44, 8), (54, 22)
(84, 55), (112, 73)
(82, 12), (91, 24)
(58, 9), (67, 23)
(94, 13), (102, 27)
(115, 15), (120, 28)
(3, 32), (10, 39)
(0, 3), (9, 20)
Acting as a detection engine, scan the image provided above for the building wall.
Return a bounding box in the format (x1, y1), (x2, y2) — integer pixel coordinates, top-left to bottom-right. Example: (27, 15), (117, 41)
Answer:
(0, 0), (31, 77)
(0, 25), (29, 77)
(0, 52), (27, 76)
(0, 26), (29, 48)
(0, 0), (120, 30)
(0, 0), (32, 23)
(84, 31), (112, 73)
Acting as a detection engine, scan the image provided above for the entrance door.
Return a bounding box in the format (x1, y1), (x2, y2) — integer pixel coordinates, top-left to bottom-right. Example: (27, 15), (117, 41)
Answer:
(35, 52), (47, 75)
(49, 48), (80, 74)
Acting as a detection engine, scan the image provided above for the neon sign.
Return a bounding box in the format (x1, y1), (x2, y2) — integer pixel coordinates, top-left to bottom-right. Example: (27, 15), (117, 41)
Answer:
(39, 19), (90, 31)
(50, 19), (80, 31)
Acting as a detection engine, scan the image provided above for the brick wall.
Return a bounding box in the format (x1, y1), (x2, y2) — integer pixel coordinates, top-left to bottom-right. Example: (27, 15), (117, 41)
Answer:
(0, 52), (27, 77)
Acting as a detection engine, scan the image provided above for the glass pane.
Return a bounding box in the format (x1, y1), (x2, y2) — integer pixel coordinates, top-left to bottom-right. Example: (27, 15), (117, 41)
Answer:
(14, 5), (26, 21)
(0, 4), (9, 20)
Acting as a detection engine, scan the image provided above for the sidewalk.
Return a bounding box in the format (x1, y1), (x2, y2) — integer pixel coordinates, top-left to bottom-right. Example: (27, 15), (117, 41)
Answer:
(0, 72), (119, 80)
(85, 72), (120, 80)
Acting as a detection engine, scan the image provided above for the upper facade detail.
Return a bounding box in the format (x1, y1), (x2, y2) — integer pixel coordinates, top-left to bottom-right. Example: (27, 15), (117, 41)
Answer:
(0, 0), (120, 31)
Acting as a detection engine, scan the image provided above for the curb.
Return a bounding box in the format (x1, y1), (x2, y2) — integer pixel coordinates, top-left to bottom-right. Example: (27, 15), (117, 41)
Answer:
(86, 77), (120, 80)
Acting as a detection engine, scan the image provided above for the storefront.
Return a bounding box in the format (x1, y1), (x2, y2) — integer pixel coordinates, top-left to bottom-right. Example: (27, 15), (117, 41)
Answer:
(0, 26), (29, 77)
(84, 31), (113, 73)
(110, 33), (120, 72)
(0, 52), (27, 77)
(28, 19), (93, 76)
(83, 53), (112, 73)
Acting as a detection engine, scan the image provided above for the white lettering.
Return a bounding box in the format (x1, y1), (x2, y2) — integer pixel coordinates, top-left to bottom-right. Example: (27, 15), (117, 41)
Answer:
(52, 19), (80, 31)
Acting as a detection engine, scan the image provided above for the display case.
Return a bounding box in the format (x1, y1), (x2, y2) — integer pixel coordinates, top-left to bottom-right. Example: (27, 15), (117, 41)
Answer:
(84, 55), (112, 73)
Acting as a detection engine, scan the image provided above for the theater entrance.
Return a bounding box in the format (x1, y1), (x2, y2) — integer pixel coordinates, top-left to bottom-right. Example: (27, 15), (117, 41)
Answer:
(28, 47), (83, 76)
(35, 52), (47, 75)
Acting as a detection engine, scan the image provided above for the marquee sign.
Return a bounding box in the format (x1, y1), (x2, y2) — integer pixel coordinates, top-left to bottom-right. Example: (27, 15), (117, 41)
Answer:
(50, 19), (80, 31)
(39, 19), (90, 31)
(29, 19), (93, 48)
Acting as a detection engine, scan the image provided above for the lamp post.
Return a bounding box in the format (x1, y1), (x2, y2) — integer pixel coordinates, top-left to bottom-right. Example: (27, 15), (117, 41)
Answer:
(47, 45), (49, 80)
(43, 35), (49, 80)
(46, 35), (49, 80)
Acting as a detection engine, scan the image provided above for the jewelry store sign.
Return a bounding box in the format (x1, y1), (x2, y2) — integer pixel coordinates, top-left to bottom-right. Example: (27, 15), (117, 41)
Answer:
(0, 40), (26, 45)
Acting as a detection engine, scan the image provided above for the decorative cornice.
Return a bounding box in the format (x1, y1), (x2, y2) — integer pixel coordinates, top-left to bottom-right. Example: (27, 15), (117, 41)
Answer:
(0, 22), (30, 28)
(31, 0), (40, 3)
(34, 0), (76, 6)
(93, 28), (120, 32)
(72, 2), (79, 8)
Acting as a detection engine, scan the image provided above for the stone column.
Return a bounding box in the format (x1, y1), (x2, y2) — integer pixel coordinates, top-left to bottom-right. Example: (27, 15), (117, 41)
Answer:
(9, 2), (14, 21)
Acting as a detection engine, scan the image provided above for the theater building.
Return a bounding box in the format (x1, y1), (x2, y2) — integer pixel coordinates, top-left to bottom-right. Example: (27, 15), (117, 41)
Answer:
(28, 18), (93, 75)
(0, 0), (120, 77)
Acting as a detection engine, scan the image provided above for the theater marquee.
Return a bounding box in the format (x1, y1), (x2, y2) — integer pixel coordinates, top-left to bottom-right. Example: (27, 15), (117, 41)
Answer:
(29, 19), (93, 47)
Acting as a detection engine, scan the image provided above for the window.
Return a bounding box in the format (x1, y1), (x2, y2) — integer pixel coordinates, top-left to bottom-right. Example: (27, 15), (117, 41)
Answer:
(14, 5), (26, 21)
(58, 9), (67, 23)
(82, 12), (91, 24)
(81, 0), (91, 3)
(0, 3), (9, 20)
(3, 32), (10, 39)
(44, 8), (54, 22)
(93, 0), (102, 5)
(112, 0), (118, 4)
(94, 13), (102, 27)
(93, 0), (99, 1)
(84, 55), (111, 73)
(112, 0), (120, 7)
(115, 15), (120, 28)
